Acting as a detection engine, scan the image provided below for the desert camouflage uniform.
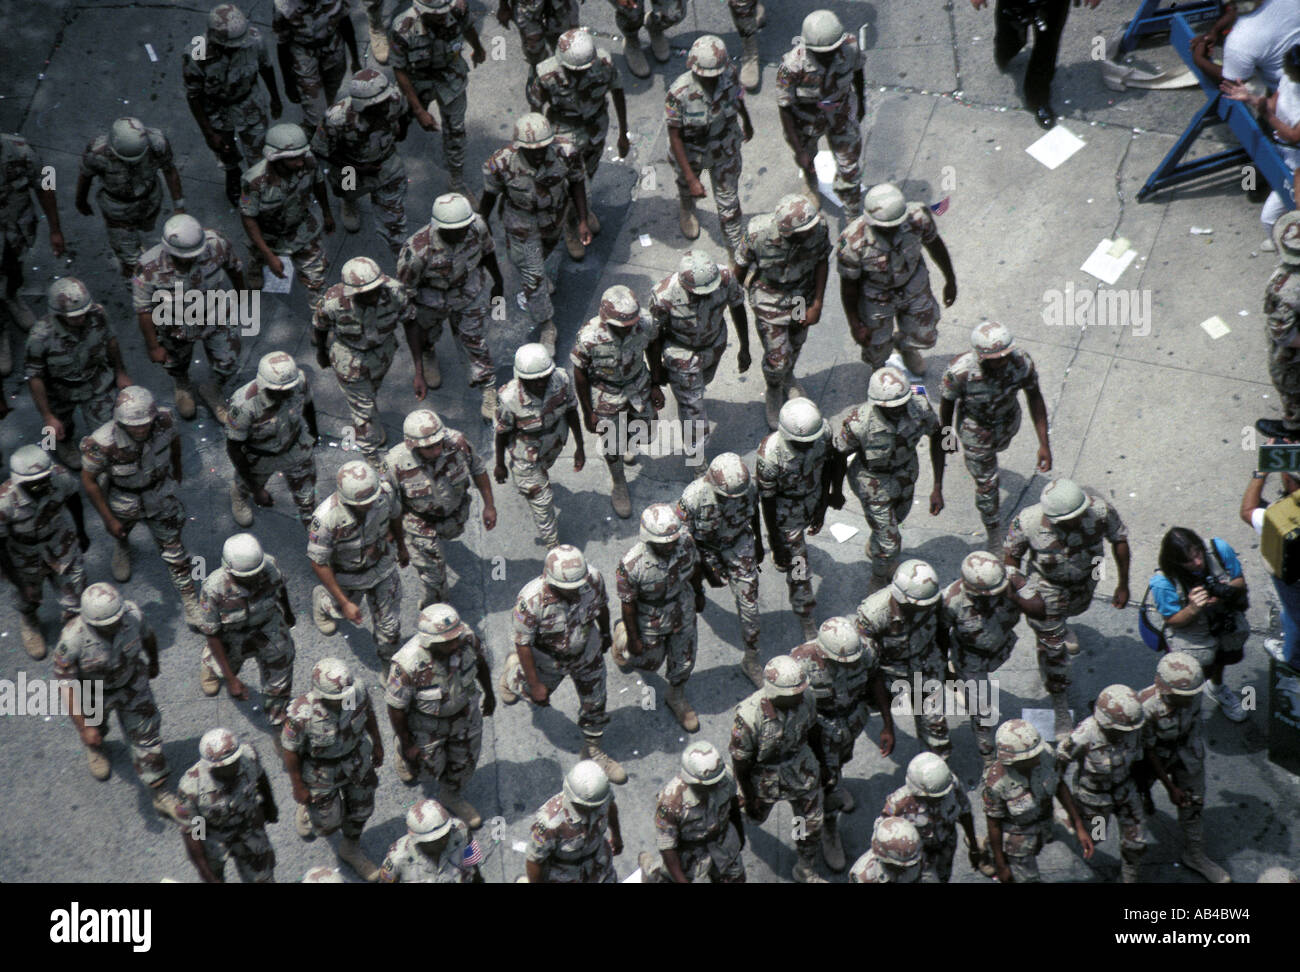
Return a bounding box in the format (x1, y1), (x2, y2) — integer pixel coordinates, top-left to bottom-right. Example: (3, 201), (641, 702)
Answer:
(849, 848), (920, 883)
(1138, 684), (1206, 830)
(982, 752), (1059, 883)
(390, 0), (473, 177)
(879, 782), (972, 883)
(1057, 715), (1147, 870)
(505, 0), (579, 67)
(224, 375), (318, 526)
(649, 265), (743, 429)
(729, 688), (823, 837)
(856, 587), (949, 757)
(940, 348), (1039, 531)
(379, 818), (473, 882)
(791, 637), (877, 800)
(1, 134), (41, 255)
(81, 409), (197, 600)
(677, 474), (759, 650)
(644, 770), (745, 883)
(79, 127), (173, 273)
(1005, 490), (1127, 693)
(503, 566), (610, 736)
(735, 209), (830, 387)
(196, 555), (296, 725)
(527, 47), (622, 179)
(835, 394), (941, 583)
(607, 0), (684, 34)
(755, 424), (831, 619)
(570, 305), (659, 452)
(396, 214), (496, 388)
(527, 791), (616, 883)
(0, 463), (85, 618)
(664, 58), (746, 255)
(281, 680), (378, 837)
(481, 136), (584, 326)
(24, 305), (118, 448)
(273, 0), (350, 132)
(385, 628), (485, 788)
(240, 155), (329, 298)
(176, 745), (275, 882)
(1264, 262), (1300, 432)
(131, 230), (243, 391)
(495, 368), (578, 546)
(53, 602), (168, 785)
(307, 480), (403, 661)
(182, 21), (271, 168)
(616, 534), (700, 686)
(836, 204), (941, 367)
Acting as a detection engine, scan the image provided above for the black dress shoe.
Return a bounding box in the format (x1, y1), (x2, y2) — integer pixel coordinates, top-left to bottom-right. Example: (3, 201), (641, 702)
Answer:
(1033, 104), (1057, 129)
(1256, 418), (1299, 440)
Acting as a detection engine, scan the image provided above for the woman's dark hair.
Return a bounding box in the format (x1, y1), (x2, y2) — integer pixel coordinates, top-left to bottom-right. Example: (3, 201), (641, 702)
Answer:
(1158, 526), (1209, 593)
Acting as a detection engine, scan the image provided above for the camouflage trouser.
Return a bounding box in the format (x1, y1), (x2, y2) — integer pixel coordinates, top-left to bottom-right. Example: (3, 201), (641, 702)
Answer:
(413, 79), (468, 176)
(628, 613), (697, 686)
(513, 0), (579, 66)
(200, 628), (296, 725)
(414, 298), (494, 388)
(955, 663), (1004, 764)
(51, 386), (117, 455)
(959, 421), (1017, 529)
(407, 702), (483, 790)
(608, 0), (686, 35)
(701, 542), (759, 648)
(320, 569), (403, 662)
(99, 192), (163, 275)
(771, 500), (817, 616)
(99, 671), (168, 786)
(331, 338), (397, 465)
(1006, 852), (1042, 882)
(158, 327), (240, 387)
(812, 713), (866, 797)
(201, 826), (276, 883)
(504, 643), (609, 736)
(555, 122), (607, 181)
(505, 226), (561, 326)
(113, 491), (196, 598)
(1075, 783), (1147, 868)
(303, 748), (378, 839)
(10, 536), (87, 620)
(536, 844), (617, 883)
(920, 838), (957, 884)
(235, 445), (318, 527)
(212, 118), (268, 171)
(1026, 577), (1094, 693)
(883, 659), (951, 757)
(288, 41), (348, 132)
(848, 465), (914, 583)
(661, 338), (724, 430)
(1138, 746), (1205, 829)
(790, 118), (863, 215)
(673, 151), (744, 256)
(745, 773), (823, 842)
(728, 0), (760, 37)
(508, 455), (560, 546)
(643, 830), (746, 883)
(407, 532), (448, 608)
(749, 285), (811, 387)
(338, 170), (408, 254)
(361, 0), (388, 30)
(594, 395), (656, 458)
(1268, 353), (1300, 431)
(247, 238), (329, 302)
(856, 266), (940, 369)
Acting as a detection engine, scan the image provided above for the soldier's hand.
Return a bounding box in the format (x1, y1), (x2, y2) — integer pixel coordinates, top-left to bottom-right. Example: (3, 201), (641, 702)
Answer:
(878, 724), (895, 757)
(942, 278), (957, 307)
(929, 487), (944, 516)
(253, 487), (274, 507)
(270, 99), (284, 120)
(413, 373), (428, 401)
(285, 85), (302, 105)
(75, 200), (94, 217)
(227, 676), (249, 700)
(147, 657), (159, 679)
(481, 692), (496, 717)
(397, 545), (410, 568)
(736, 346), (751, 373)
(284, 611), (297, 627)
(971, 0), (989, 9)
(323, 213), (336, 235)
(582, 412), (597, 434)
(21, 584), (41, 604)
(573, 450), (585, 472)
(694, 589), (706, 613)
(372, 741), (384, 768)
(148, 344), (171, 366)
(754, 539), (764, 565)
(529, 681), (550, 706)
(995, 862), (1012, 882)
(1036, 444), (1052, 473)
(49, 230), (66, 258)
(104, 516), (128, 540)
(494, 462), (508, 484)
(617, 132), (630, 158)
(650, 385), (665, 412)
(43, 415), (66, 441)
(600, 630), (612, 654)
(1166, 784), (1190, 807)
(402, 742), (423, 766)
(416, 110), (439, 133)
(482, 504), (497, 530)
(80, 725), (102, 748)
(77, 532), (91, 552)
(772, 545), (792, 570)
(741, 118), (754, 143)
(496, 1), (512, 26)
(315, 348), (330, 369)
(803, 300), (823, 327)
(795, 151), (814, 174)
(341, 599), (364, 624)
(686, 176), (707, 198)
(1111, 583), (1130, 609)
(267, 254), (286, 278)
(610, 834), (624, 856)
(1075, 823), (1095, 859)
(578, 220), (592, 246)
(472, 46), (486, 66)
(808, 514), (824, 535)
(205, 131), (232, 154)
(292, 780), (311, 803)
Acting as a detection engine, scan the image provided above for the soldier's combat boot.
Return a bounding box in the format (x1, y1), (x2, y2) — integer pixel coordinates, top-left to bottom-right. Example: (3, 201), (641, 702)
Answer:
(586, 208), (601, 235)
(151, 787), (185, 824)
(622, 31), (650, 78)
(54, 435), (81, 470)
(975, 836), (998, 877)
(86, 744), (111, 781)
(1181, 821), (1231, 883)
(608, 459), (632, 519)
(610, 621), (633, 672)
(563, 214), (586, 260)
(901, 347), (925, 376)
(740, 648), (764, 689)
(480, 385), (498, 422)
(368, 23), (389, 64)
(173, 378), (196, 420)
(2, 296), (36, 332)
(440, 788), (483, 829)
(796, 612), (817, 643)
(1120, 859), (1140, 884)
(423, 347), (442, 389)
(793, 842), (828, 883)
(199, 658), (222, 696)
(19, 611), (46, 660)
(647, 24), (670, 62)
(341, 197), (361, 233)
(394, 734), (416, 783)
(582, 736), (628, 784)
(180, 585), (203, 629)
(312, 584), (338, 635)
(985, 520), (1005, 552)
(821, 815), (847, 872)
(1051, 690), (1073, 741)
(337, 836), (380, 881)
(1063, 626), (1080, 656)
(678, 195), (700, 240)
(538, 320), (557, 357)
(764, 381), (782, 430)
(230, 483), (254, 527)
(197, 380), (230, 425)
(296, 804), (315, 839)
(638, 850), (660, 881)
(112, 538), (132, 583)
(224, 167), (242, 207)
(739, 33), (760, 92)
(0, 325), (11, 377)
(664, 683), (699, 732)
(498, 663), (519, 704)
(448, 167), (476, 208)
(827, 784), (855, 814)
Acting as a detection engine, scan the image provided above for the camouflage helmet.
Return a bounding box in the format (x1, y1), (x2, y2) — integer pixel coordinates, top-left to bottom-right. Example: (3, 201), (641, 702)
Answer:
(556, 27), (596, 70)
(431, 192), (475, 230)
(256, 350), (301, 390)
(971, 320), (1014, 359)
(905, 751), (954, 798)
(801, 10), (847, 53)
(563, 759), (612, 808)
(995, 718), (1044, 764)
(403, 408), (446, 447)
(207, 3), (253, 45)
(1274, 211), (1300, 266)
(9, 445), (53, 484)
(418, 603), (468, 645)
(302, 866), (344, 883)
(311, 656), (354, 700)
(778, 397), (825, 443)
(872, 817), (923, 867)
(348, 68), (393, 107)
(161, 214), (207, 258)
(599, 285), (640, 326)
(543, 544), (589, 590)
(513, 342), (555, 380)
(705, 452), (750, 497)
(263, 123), (310, 161)
(961, 550), (1009, 595)
(221, 532), (266, 577)
(1041, 478), (1088, 522)
(639, 502), (683, 543)
(407, 798), (454, 841)
(891, 559), (941, 606)
(775, 193), (823, 236)
(1155, 651), (1206, 696)
(687, 35), (729, 77)
(336, 460), (382, 506)
(514, 112), (555, 149)
(679, 740), (727, 786)
(341, 256), (384, 295)
(863, 183), (908, 227)
(1093, 684), (1145, 732)
(817, 616), (864, 663)
(867, 365), (912, 407)
(114, 385), (158, 427)
(109, 117), (149, 162)
(48, 277), (93, 317)
(199, 727), (243, 767)
(1258, 866), (1299, 883)
(763, 655), (808, 698)
(679, 249), (721, 294)
(81, 582), (126, 626)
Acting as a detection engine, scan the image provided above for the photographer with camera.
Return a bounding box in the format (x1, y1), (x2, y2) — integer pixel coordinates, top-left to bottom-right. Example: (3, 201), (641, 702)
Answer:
(1143, 528), (1250, 722)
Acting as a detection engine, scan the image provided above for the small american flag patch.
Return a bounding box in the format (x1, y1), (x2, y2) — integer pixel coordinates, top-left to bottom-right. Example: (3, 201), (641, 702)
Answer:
(463, 840), (484, 866)
(930, 196), (950, 216)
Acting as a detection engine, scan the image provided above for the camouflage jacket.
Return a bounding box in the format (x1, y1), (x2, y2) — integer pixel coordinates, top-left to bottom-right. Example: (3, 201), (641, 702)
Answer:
(132, 230), (244, 338)
(307, 483), (400, 586)
(81, 410), (179, 497)
(24, 307), (116, 402)
(649, 268), (742, 351)
(313, 277), (410, 350)
(182, 28), (270, 128)
(527, 49), (621, 133)
(836, 203), (938, 296)
(1265, 263), (1300, 370)
(755, 426), (832, 509)
(0, 465), (80, 555)
(239, 157), (325, 251)
(570, 312), (658, 412)
(880, 783), (971, 853)
(665, 62), (744, 160)
(939, 348), (1038, 442)
(982, 753), (1058, 849)
(835, 396), (940, 479)
(224, 376), (314, 457)
(0, 133), (41, 245)
(776, 37), (863, 129)
(379, 826), (473, 883)
(527, 792), (613, 880)
(677, 475), (756, 555)
(389, 1), (472, 80)
(513, 568), (607, 661)
(791, 639), (878, 732)
(281, 683), (373, 766)
(481, 139), (584, 237)
(196, 558), (291, 643)
(654, 772), (738, 850)
(1005, 490), (1127, 588)
(396, 216), (494, 306)
(53, 601), (150, 691)
(1057, 715), (1142, 795)
(729, 690), (820, 795)
(177, 748), (266, 837)
(79, 128), (171, 206)
(495, 370), (577, 467)
(940, 569), (1032, 674)
(385, 631), (483, 719)
(856, 588), (940, 673)
(616, 535), (699, 633)
(735, 210), (830, 295)
(384, 433), (484, 535)
(1138, 684), (1204, 764)
(850, 849), (920, 883)
(273, 0), (347, 48)
(311, 93), (409, 184)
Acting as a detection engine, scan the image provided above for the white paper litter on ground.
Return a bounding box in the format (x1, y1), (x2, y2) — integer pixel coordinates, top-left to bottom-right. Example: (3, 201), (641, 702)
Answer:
(1025, 125), (1085, 169)
(828, 522), (859, 543)
(1022, 707), (1068, 743)
(145, 43), (158, 62)
(1200, 315), (1231, 339)
(638, 233), (652, 247)
(623, 868), (643, 883)
(512, 841), (528, 853)
(1080, 238), (1136, 284)
(1190, 226), (1213, 235)
(262, 258), (293, 294)
(814, 150), (838, 206)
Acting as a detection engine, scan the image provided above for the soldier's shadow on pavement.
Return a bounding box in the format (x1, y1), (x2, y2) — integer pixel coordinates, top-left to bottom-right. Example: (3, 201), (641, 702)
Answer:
(483, 755), (565, 822)
(739, 816), (793, 880)
(1203, 715), (1270, 758)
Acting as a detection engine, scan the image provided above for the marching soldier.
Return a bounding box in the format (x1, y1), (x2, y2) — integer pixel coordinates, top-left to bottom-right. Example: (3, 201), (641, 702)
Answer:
(53, 582), (185, 822)
(493, 343), (586, 549)
(525, 759), (623, 883)
(308, 460), (408, 664)
(728, 0), (766, 91)
(734, 194), (831, 429)
(385, 408), (496, 608)
(495, 0), (578, 71)
(387, 603), (495, 827)
(360, 0), (391, 64)
(877, 752), (979, 883)
(613, 503), (706, 732)
(196, 533), (298, 729)
(183, 3), (283, 207)
(639, 740), (747, 883)
(379, 798), (482, 882)
(939, 321), (1052, 550)
(75, 118), (185, 277)
(0, 445), (90, 659)
(273, 0), (358, 133)
(849, 817), (923, 884)
(25, 276), (130, 470)
(224, 350), (320, 529)
(80, 386), (202, 625)
(610, 0), (685, 78)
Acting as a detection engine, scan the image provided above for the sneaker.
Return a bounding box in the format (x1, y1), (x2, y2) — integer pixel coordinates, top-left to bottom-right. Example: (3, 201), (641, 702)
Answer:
(1264, 638), (1288, 663)
(1208, 682), (1248, 722)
